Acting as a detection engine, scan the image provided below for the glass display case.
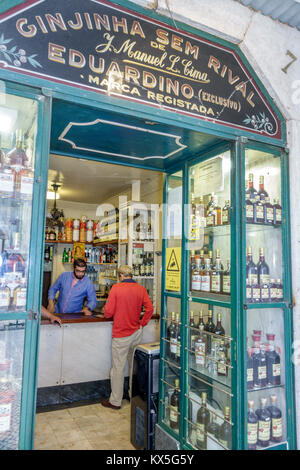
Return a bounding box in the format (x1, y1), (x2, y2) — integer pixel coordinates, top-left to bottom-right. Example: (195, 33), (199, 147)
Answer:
(158, 143), (295, 451)
(0, 86), (45, 449)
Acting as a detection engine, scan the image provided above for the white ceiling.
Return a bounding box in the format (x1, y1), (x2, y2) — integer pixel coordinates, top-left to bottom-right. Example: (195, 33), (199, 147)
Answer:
(48, 154), (164, 204)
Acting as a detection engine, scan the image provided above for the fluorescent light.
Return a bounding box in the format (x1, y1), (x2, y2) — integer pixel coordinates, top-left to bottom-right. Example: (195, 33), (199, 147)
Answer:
(47, 191), (60, 200)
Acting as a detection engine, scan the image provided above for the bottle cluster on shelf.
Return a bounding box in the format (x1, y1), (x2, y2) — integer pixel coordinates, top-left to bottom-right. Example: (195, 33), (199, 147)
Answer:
(167, 310), (231, 378)
(247, 330), (281, 390)
(190, 249), (230, 295)
(246, 246), (283, 303)
(189, 193), (230, 239)
(0, 251), (27, 312)
(246, 174), (282, 226)
(133, 253), (154, 277)
(46, 216), (101, 243)
(248, 395), (283, 449)
(0, 129), (34, 200)
(168, 385), (231, 450)
(61, 246), (118, 264)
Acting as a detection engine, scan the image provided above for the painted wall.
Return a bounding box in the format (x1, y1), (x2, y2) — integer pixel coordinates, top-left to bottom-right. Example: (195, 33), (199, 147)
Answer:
(131, 0), (300, 447)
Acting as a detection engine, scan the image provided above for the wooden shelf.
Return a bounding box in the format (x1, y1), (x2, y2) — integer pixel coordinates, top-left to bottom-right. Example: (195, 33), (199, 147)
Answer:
(45, 239), (117, 246)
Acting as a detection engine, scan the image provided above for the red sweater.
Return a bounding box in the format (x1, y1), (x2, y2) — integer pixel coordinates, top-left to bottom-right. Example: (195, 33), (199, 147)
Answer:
(104, 279), (154, 338)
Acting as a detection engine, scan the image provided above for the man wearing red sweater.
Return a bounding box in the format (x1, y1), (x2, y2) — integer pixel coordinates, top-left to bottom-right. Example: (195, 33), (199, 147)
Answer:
(101, 265), (154, 410)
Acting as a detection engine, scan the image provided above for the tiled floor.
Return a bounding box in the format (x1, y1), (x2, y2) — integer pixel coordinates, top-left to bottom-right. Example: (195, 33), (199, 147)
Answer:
(34, 400), (136, 450)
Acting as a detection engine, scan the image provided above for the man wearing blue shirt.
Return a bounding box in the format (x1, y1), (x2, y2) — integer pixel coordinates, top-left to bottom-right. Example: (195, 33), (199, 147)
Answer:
(47, 258), (97, 315)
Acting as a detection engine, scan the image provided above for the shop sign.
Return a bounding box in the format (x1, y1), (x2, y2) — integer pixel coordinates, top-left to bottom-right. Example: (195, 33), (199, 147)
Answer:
(165, 247), (181, 292)
(0, 0), (281, 139)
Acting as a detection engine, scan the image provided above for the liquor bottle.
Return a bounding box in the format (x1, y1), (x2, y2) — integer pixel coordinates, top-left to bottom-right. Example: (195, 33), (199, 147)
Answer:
(198, 310), (205, 328)
(222, 260), (231, 295)
(269, 279), (277, 302)
(268, 395), (283, 443)
(257, 343), (268, 388)
(191, 256), (201, 292)
(167, 312), (176, 359)
(251, 278), (261, 303)
(254, 194), (264, 224)
(189, 251), (196, 290)
(0, 143), (14, 198)
(0, 278), (10, 311)
(189, 311), (198, 351)
(246, 247), (258, 285)
(264, 197), (274, 225)
(247, 400), (258, 450)
(257, 248), (270, 285)
(276, 279), (283, 301)
(260, 279), (270, 303)
(207, 413), (220, 440)
(218, 407), (231, 449)
(200, 258), (211, 292)
(195, 324), (206, 367)
(44, 246), (50, 262)
(217, 342), (228, 377)
(246, 173), (257, 200)
(205, 194), (214, 224)
(213, 313), (225, 358)
(170, 313), (179, 361)
(273, 199), (282, 225)
(222, 200), (230, 225)
(246, 193), (254, 223)
(13, 278), (27, 310)
(211, 256), (222, 294)
(252, 334), (261, 388)
(246, 278), (252, 303)
(258, 175), (269, 201)
(68, 248), (71, 263)
(170, 379), (180, 430)
(266, 333), (281, 386)
(196, 392), (210, 450)
(247, 339), (254, 390)
(175, 313), (181, 364)
(204, 310), (215, 355)
(256, 397), (271, 447)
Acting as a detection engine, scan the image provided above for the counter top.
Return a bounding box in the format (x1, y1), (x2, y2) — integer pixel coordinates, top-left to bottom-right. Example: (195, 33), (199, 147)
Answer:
(41, 313), (160, 325)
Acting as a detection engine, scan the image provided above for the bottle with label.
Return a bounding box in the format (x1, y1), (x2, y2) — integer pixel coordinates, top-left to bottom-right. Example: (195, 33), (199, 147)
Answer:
(257, 343), (268, 388)
(254, 194), (265, 224)
(247, 340), (254, 390)
(252, 334), (261, 388)
(260, 279), (270, 303)
(222, 260), (231, 295)
(247, 400), (258, 450)
(213, 313), (225, 359)
(246, 193), (254, 223)
(0, 278), (10, 311)
(189, 311), (198, 351)
(205, 194), (214, 226)
(169, 379), (180, 431)
(264, 197), (274, 225)
(196, 392), (210, 450)
(273, 199), (282, 225)
(200, 258), (211, 292)
(222, 200), (230, 225)
(176, 313), (181, 364)
(211, 256), (222, 294)
(44, 246), (50, 262)
(246, 173), (258, 200)
(257, 248), (270, 286)
(217, 342), (228, 377)
(246, 247), (258, 285)
(204, 310), (215, 355)
(195, 324), (206, 368)
(246, 278), (252, 303)
(191, 256), (201, 292)
(0, 141), (14, 199)
(269, 279), (278, 302)
(266, 333), (281, 386)
(218, 407), (231, 449)
(251, 278), (261, 303)
(7, 130), (28, 197)
(167, 312), (176, 359)
(268, 395), (283, 443)
(256, 397), (271, 447)
(258, 175), (269, 201)
(170, 312), (180, 363)
(62, 248), (67, 263)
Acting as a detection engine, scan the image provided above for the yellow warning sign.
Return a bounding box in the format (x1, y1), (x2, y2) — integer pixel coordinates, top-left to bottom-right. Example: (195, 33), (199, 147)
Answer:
(165, 247), (181, 292)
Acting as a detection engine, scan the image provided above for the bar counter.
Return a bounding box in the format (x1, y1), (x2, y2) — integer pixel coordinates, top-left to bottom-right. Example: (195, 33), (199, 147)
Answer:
(37, 312), (160, 407)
